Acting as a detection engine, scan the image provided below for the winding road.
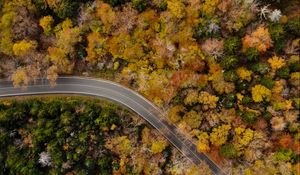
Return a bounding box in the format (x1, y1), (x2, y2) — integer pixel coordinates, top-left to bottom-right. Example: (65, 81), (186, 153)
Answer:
(0, 77), (226, 175)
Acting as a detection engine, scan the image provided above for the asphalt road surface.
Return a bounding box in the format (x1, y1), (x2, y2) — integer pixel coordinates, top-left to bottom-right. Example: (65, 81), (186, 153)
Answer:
(0, 77), (226, 175)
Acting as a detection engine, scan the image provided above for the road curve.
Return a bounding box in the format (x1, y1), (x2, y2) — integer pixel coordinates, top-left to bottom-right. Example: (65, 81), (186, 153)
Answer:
(0, 77), (226, 175)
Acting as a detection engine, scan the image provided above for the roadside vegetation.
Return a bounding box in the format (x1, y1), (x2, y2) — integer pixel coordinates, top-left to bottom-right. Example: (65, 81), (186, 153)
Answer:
(0, 0), (299, 174)
(0, 96), (210, 174)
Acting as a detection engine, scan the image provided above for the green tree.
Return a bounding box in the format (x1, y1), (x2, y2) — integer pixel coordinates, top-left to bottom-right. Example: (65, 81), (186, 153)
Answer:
(220, 144), (238, 158)
(132, 0), (148, 12)
(98, 154), (113, 175)
(51, 0), (80, 19)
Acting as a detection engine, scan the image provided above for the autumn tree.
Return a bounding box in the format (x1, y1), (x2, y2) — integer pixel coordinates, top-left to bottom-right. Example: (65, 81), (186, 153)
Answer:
(182, 110), (202, 129)
(105, 136), (132, 156)
(11, 67), (30, 87)
(47, 65), (58, 86)
(96, 2), (116, 33)
(0, 11), (15, 56)
(12, 6), (39, 40)
(151, 140), (168, 154)
(47, 47), (73, 74)
(210, 124), (231, 147)
(39, 16), (54, 35)
(242, 26), (273, 53)
(167, 0), (186, 19)
(86, 32), (108, 63)
(54, 19), (82, 54)
(167, 105), (185, 124)
(12, 40), (37, 57)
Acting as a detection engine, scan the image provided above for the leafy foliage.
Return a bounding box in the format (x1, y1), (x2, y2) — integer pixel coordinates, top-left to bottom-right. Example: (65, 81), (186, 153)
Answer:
(0, 0), (300, 173)
(220, 144), (238, 159)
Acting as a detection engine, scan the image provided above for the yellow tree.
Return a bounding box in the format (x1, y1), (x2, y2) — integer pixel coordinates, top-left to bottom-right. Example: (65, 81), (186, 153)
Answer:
(210, 124), (231, 147)
(198, 91), (219, 109)
(55, 26), (81, 54)
(201, 0), (220, 17)
(96, 2), (116, 33)
(108, 34), (130, 59)
(46, 0), (58, 9)
(184, 90), (199, 106)
(141, 127), (151, 145)
(105, 136), (132, 156)
(196, 132), (210, 153)
(47, 65), (58, 86)
(11, 67), (30, 87)
(151, 140), (168, 154)
(48, 47), (73, 74)
(39, 16), (54, 35)
(12, 40), (37, 57)
(182, 110), (202, 129)
(167, 0), (186, 19)
(0, 12), (16, 56)
(167, 105), (185, 124)
(86, 32), (108, 63)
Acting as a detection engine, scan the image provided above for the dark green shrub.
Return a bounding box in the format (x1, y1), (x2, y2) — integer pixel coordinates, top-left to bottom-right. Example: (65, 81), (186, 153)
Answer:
(244, 48), (260, 62)
(286, 17), (300, 37)
(289, 62), (300, 72)
(0, 98), (127, 174)
(223, 70), (239, 82)
(0, 111), (9, 123)
(85, 156), (96, 170)
(235, 80), (249, 91)
(33, 0), (48, 10)
(222, 93), (236, 109)
(241, 111), (257, 124)
(194, 21), (209, 39)
(250, 62), (270, 74)
(95, 108), (119, 128)
(54, 0), (80, 19)
(269, 23), (286, 53)
(220, 55), (238, 69)
(269, 23), (285, 41)
(263, 112), (272, 121)
(220, 144), (238, 158)
(60, 111), (73, 126)
(224, 37), (241, 54)
(226, 93), (236, 101)
(293, 98), (300, 110)
(277, 67), (290, 79)
(0, 132), (9, 149)
(260, 76), (275, 89)
(223, 101), (234, 109)
(292, 154), (300, 163)
(98, 155), (113, 175)
(132, 0), (148, 12)
(241, 96), (252, 105)
(219, 93), (236, 109)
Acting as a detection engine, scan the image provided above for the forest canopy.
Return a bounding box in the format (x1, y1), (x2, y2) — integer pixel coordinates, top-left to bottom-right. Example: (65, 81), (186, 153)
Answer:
(0, 97), (208, 174)
(0, 0), (299, 174)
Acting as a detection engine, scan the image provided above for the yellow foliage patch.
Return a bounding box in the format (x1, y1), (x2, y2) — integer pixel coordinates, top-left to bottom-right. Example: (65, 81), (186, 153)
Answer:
(251, 84), (271, 102)
(39, 16), (54, 35)
(237, 67), (252, 82)
(242, 26), (273, 53)
(13, 40), (37, 56)
(151, 140), (168, 154)
(268, 55), (286, 70)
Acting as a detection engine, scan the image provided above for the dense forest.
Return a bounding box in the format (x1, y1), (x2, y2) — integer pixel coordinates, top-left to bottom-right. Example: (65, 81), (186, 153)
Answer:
(0, 97), (209, 174)
(0, 0), (299, 174)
